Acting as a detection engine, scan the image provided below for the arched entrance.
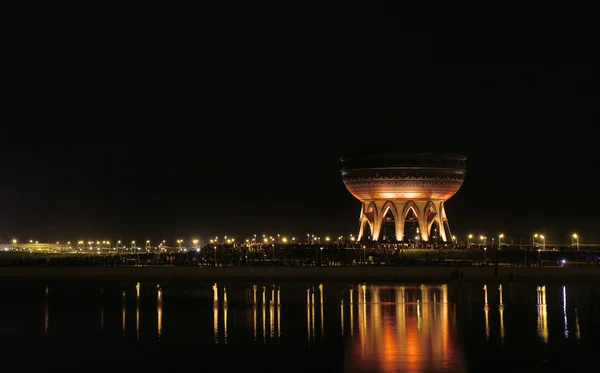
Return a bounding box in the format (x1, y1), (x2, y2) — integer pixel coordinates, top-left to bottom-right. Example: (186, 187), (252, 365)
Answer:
(429, 220), (440, 244)
(403, 208), (420, 243)
(380, 208), (396, 242)
(359, 219), (372, 241)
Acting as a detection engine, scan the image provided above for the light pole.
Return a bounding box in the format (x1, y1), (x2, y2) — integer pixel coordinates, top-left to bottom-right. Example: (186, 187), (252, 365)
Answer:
(573, 234), (579, 268)
(484, 247), (487, 261)
(214, 246), (217, 267)
(540, 235), (545, 251)
(320, 247), (323, 264)
(498, 233), (504, 248)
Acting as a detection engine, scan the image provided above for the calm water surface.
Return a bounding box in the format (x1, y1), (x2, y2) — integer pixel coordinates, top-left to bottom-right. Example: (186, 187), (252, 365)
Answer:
(1, 281), (599, 372)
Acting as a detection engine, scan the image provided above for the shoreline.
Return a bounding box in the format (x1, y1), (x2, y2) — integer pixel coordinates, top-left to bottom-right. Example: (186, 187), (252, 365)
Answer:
(1, 266), (600, 283)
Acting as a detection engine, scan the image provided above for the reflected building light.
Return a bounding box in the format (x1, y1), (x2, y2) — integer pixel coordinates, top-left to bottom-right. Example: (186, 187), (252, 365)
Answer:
(157, 299), (163, 340)
(346, 284), (462, 373)
(122, 298), (126, 334)
(341, 296), (345, 337)
(262, 286), (266, 305)
(224, 302), (228, 344)
(214, 300), (219, 344)
(254, 301), (258, 341)
(224, 286), (228, 306)
(417, 301), (422, 331)
(213, 283), (219, 304)
(277, 286), (281, 305)
(398, 285), (405, 303)
(358, 287), (366, 355)
(349, 294), (354, 337)
(483, 285), (488, 306)
(537, 285), (548, 344)
(277, 300), (281, 340)
(270, 303), (275, 339)
(136, 282), (140, 300)
(441, 285), (449, 361)
(362, 283), (367, 304)
(136, 298), (140, 340)
(563, 285), (569, 339)
(311, 288), (316, 342)
(271, 286), (275, 305)
(121, 290), (127, 334)
(420, 284), (428, 303)
(484, 285), (489, 340)
(575, 308), (581, 340)
(262, 298), (267, 343)
(307, 288), (311, 344)
(100, 308), (104, 331)
(319, 284), (324, 339)
(253, 285), (257, 305)
(498, 284), (503, 306)
(499, 304), (505, 343)
(350, 285), (354, 305)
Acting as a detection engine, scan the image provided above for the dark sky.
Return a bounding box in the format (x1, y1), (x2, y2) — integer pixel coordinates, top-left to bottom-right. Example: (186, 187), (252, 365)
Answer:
(1, 6), (597, 245)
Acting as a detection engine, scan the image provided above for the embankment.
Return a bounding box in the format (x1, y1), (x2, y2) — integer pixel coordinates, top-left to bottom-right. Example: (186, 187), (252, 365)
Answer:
(1, 266), (600, 283)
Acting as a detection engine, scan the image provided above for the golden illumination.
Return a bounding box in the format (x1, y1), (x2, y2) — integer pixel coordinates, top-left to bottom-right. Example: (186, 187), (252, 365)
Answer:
(311, 288), (316, 342)
(277, 300), (281, 339)
(307, 288), (311, 343)
(484, 285), (489, 340)
(270, 303), (275, 339)
(136, 282), (140, 300)
(122, 293), (126, 334)
(319, 284), (324, 339)
(347, 285), (462, 373)
(157, 287), (163, 339)
(253, 300), (257, 341)
(262, 297), (267, 343)
(341, 296), (345, 337)
(214, 299), (219, 344)
(224, 300), (228, 344)
(136, 297), (140, 340)
(537, 285), (548, 344)
(213, 283), (218, 304)
(575, 308), (581, 340)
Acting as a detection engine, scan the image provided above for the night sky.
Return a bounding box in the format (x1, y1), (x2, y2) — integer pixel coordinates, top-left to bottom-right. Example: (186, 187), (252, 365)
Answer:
(1, 7), (597, 245)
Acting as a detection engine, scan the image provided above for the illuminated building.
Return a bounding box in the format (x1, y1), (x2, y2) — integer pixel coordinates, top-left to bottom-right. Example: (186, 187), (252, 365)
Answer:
(341, 153), (466, 242)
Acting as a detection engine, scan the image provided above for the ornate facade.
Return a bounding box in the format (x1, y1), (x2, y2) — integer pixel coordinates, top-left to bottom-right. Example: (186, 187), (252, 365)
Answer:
(341, 153), (466, 242)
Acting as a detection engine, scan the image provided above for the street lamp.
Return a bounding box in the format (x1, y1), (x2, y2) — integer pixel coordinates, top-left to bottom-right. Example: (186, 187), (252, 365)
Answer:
(540, 235), (545, 251)
(498, 233), (504, 248)
(467, 234), (473, 245)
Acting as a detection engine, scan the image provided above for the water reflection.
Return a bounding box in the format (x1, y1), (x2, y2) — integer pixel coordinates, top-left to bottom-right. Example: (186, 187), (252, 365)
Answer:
(499, 285), (505, 343)
(563, 285), (569, 339)
(346, 284), (462, 373)
(157, 284), (163, 340)
(122, 291), (126, 334)
(537, 285), (548, 344)
(23, 281), (600, 371)
(483, 285), (489, 340)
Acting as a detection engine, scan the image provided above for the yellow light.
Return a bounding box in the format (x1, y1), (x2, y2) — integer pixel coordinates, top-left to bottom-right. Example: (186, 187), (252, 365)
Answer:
(573, 233), (578, 238)
(499, 234), (504, 238)
(468, 234), (473, 239)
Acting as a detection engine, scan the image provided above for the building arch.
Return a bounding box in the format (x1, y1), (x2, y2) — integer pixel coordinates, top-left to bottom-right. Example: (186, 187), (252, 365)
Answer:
(402, 200), (420, 219)
(381, 201), (399, 221)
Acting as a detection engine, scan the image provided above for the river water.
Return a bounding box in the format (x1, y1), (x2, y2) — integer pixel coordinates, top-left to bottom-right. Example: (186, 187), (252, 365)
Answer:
(1, 281), (598, 372)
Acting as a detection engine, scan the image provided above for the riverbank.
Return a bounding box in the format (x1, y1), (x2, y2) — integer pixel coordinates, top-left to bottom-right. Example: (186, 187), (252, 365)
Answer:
(1, 266), (600, 283)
